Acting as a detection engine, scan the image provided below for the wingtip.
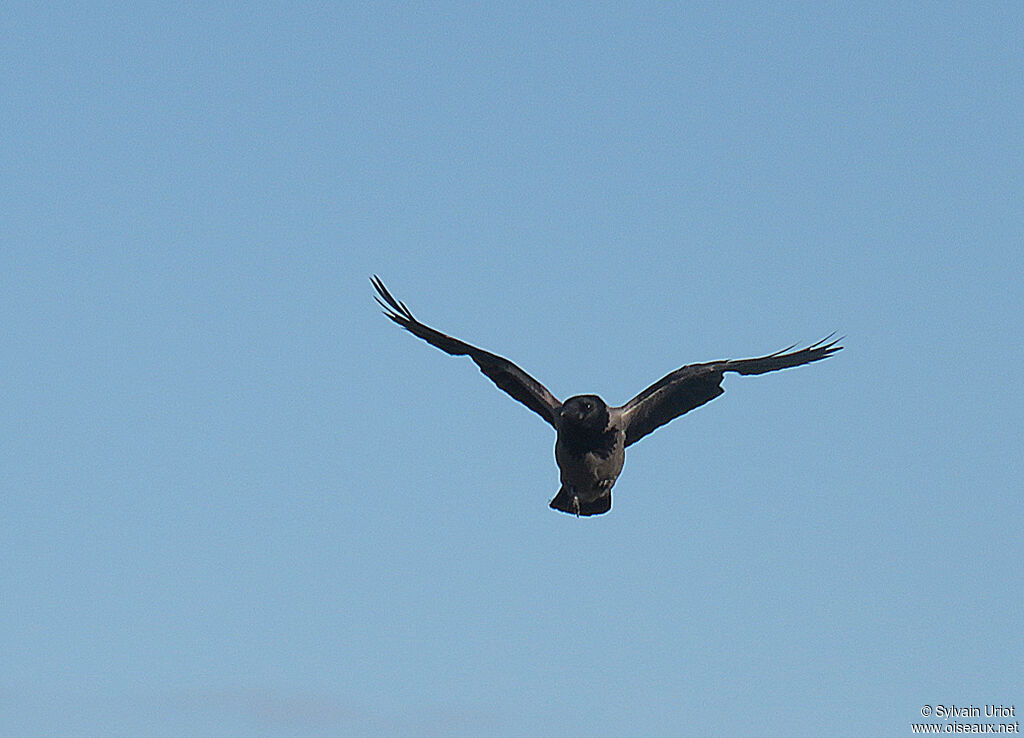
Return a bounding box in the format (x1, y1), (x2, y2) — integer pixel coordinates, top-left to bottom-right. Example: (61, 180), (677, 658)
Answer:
(371, 275), (397, 317)
(810, 331), (842, 349)
(370, 275), (417, 323)
(819, 332), (845, 354)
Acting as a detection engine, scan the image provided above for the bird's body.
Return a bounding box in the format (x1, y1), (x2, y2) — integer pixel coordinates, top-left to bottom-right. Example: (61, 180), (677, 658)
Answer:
(372, 276), (841, 517)
(552, 397), (626, 515)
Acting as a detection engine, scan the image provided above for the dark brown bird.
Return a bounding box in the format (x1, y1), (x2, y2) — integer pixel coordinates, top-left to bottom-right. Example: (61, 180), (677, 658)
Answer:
(373, 276), (841, 516)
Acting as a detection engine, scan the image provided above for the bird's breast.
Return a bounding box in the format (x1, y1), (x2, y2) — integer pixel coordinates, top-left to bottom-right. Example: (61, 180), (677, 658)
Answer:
(555, 427), (625, 482)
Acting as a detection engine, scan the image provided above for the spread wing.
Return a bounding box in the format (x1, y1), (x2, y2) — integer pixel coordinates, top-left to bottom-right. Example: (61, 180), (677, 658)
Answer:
(372, 276), (561, 429)
(618, 336), (843, 447)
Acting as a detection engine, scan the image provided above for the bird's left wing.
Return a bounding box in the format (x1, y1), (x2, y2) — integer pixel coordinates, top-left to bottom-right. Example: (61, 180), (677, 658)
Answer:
(372, 276), (562, 429)
(617, 336), (843, 447)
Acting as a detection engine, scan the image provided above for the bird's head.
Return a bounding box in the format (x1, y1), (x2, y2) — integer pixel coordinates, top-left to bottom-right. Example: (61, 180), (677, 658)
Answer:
(559, 395), (609, 432)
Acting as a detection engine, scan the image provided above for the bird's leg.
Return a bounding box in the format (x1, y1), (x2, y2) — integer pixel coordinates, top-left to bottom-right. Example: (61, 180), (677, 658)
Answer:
(572, 494), (581, 517)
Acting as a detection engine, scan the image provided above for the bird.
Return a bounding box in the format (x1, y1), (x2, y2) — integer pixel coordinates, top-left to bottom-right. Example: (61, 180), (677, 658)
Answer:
(372, 276), (841, 517)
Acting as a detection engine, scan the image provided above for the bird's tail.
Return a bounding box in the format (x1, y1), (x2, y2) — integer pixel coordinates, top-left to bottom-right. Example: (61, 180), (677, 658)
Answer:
(549, 486), (611, 517)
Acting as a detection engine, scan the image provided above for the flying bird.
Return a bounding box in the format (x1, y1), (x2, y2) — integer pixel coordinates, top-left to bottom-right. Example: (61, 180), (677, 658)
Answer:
(372, 276), (841, 517)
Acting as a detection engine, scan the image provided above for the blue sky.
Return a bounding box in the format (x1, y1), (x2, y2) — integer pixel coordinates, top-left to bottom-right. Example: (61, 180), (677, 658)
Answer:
(3, 2), (1022, 736)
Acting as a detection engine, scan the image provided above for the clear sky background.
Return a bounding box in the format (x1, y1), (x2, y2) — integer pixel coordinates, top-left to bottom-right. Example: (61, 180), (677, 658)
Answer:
(3, 2), (1022, 736)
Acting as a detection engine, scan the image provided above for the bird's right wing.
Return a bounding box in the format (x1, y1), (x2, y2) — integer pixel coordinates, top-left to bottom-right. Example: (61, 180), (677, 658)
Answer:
(372, 276), (562, 429)
(618, 336), (843, 446)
